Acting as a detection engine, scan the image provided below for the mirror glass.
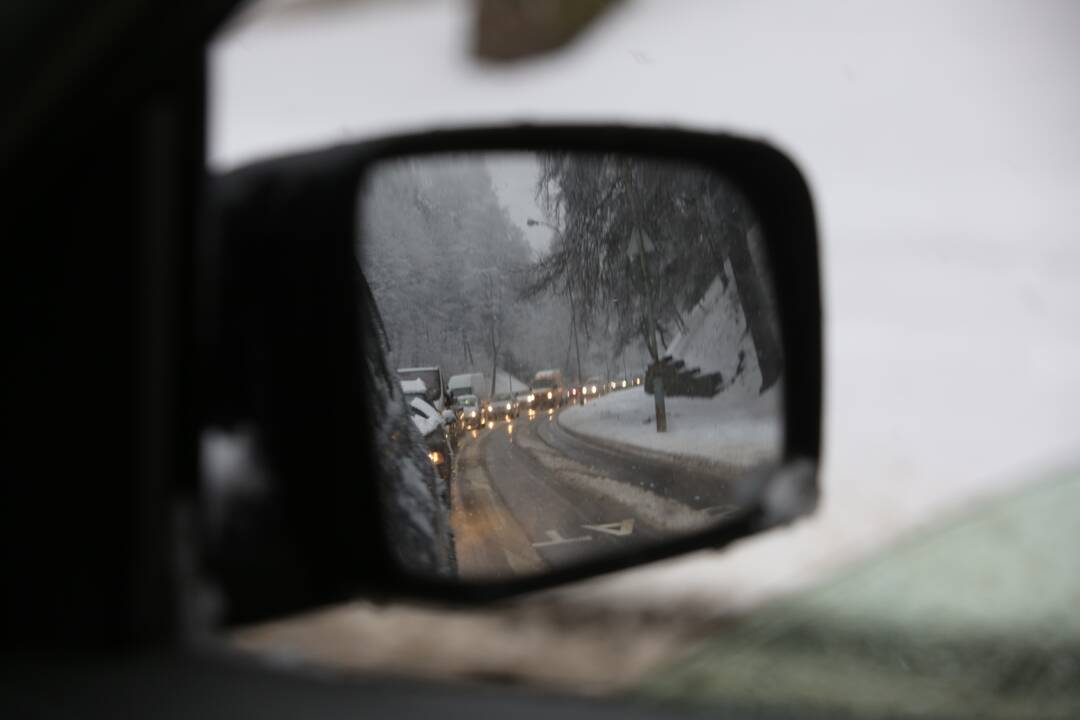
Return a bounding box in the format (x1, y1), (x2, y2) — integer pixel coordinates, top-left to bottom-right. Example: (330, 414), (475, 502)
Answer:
(358, 152), (784, 581)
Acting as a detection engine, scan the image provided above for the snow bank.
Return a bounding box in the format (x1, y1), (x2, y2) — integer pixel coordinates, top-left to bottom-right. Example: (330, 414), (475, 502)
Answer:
(664, 265), (761, 395)
(559, 386), (782, 470)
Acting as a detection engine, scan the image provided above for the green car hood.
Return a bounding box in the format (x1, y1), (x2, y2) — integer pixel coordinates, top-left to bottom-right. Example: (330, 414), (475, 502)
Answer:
(638, 469), (1080, 719)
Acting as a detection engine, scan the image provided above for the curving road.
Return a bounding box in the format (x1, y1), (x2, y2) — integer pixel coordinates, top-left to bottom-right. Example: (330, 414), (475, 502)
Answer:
(450, 407), (743, 580)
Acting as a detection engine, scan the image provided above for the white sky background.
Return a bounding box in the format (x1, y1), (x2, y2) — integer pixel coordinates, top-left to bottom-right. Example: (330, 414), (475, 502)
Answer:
(484, 153), (552, 255)
(211, 0), (1080, 610)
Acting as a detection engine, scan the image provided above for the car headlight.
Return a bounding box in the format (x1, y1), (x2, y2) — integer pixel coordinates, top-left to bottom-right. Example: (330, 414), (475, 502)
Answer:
(527, 393), (535, 402)
(505, 402), (512, 410)
(468, 410), (476, 418)
(546, 391), (552, 400)
(428, 450), (444, 465)
(487, 404), (494, 412)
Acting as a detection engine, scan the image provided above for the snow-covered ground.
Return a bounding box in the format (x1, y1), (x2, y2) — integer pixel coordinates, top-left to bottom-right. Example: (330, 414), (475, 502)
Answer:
(560, 387), (781, 470)
(213, 0), (1080, 617)
(557, 230), (780, 474)
(665, 266), (762, 391)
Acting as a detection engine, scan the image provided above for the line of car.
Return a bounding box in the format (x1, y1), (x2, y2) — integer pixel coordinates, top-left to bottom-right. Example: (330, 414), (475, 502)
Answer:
(399, 366), (644, 486)
(567, 375), (642, 403)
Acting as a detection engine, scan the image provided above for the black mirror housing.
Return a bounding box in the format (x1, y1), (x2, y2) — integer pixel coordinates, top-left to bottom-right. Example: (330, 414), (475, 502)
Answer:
(202, 125), (822, 625)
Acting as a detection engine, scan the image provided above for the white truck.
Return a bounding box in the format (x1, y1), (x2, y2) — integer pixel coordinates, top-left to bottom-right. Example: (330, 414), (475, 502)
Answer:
(530, 369), (565, 410)
(447, 372), (488, 405)
(397, 366), (446, 410)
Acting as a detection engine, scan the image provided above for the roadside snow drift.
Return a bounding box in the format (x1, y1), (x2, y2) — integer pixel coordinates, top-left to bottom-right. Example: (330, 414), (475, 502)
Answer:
(560, 386), (781, 470)
(665, 266), (764, 395)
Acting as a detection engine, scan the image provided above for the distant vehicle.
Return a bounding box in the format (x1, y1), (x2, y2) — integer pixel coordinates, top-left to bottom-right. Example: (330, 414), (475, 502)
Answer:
(408, 397), (454, 486)
(489, 392), (519, 420)
(448, 372), (488, 404)
(530, 369), (565, 410)
(397, 366), (446, 410)
(456, 394), (485, 430)
(582, 376), (606, 398)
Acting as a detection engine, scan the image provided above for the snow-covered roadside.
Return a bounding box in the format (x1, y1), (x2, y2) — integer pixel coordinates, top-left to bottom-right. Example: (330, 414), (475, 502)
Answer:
(558, 386), (782, 471)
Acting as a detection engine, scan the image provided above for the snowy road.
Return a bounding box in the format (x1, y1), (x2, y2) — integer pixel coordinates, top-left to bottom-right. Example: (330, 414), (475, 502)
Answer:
(450, 409), (743, 579)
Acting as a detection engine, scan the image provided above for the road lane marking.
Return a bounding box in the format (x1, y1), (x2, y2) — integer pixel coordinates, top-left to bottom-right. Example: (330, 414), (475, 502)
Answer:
(531, 529), (593, 548)
(502, 547), (544, 574)
(582, 519), (635, 536)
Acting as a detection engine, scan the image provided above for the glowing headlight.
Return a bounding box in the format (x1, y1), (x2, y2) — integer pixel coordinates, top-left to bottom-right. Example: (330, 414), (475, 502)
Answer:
(591, 385), (597, 393)
(468, 410), (477, 418)
(546, 391), (552, 400)
(505, 402), (512, 410)
(428, 450), (444, 465)
(527, 393), (535, 403)
(487, 404), (494, 413)
(622, 380), (628, 388)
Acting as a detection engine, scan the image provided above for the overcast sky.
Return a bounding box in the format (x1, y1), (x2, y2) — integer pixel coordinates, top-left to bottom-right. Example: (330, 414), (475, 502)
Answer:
(485, 153), (552, 255)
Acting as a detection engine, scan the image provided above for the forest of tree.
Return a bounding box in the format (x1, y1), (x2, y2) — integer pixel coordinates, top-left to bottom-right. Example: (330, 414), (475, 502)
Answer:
(360, 152), (779, 398)
(524, 153), (782, 393)
(359, 156), (575, 391)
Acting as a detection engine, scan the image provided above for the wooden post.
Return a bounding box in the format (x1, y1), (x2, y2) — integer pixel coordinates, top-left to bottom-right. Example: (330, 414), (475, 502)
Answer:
(654, 376), (667, 433)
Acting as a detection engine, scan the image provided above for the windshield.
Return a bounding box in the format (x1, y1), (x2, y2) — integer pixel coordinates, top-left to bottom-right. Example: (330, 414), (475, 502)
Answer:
(215, 2), (1080, 717)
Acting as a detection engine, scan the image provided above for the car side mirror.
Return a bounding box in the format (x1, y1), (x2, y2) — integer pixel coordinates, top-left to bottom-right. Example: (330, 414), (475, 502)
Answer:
(200, 125), (821, 624)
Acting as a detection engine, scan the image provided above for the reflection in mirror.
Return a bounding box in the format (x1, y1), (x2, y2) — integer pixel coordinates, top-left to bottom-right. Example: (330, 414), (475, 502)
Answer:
(358, 152), (783, 581)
